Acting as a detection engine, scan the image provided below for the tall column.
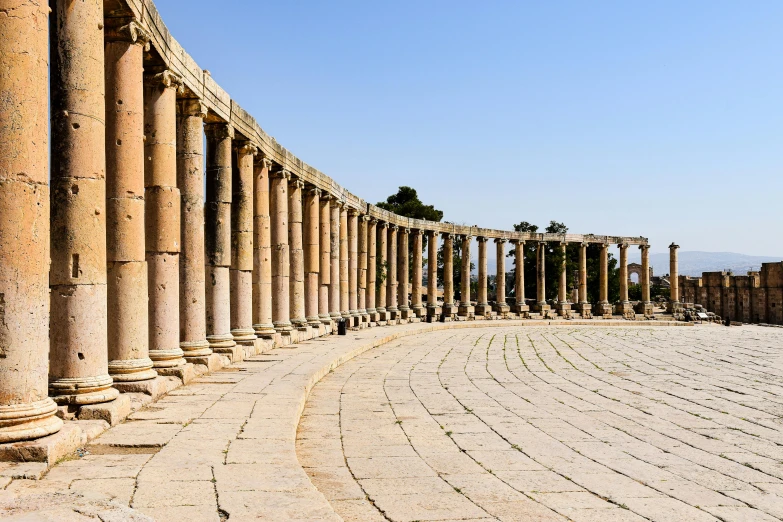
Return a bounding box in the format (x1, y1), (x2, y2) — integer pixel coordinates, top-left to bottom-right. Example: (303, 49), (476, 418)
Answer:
(230, 142), (257, 347)
(328, 201), (341, 320)
(288, 178), (306, 328)
(49, 0), (119, 405)
(511, 240), (528, 316)
(615, 243), (633, 317)
(144, 70), (186, 368)
(358, 216), (369, 322)
(304, 188), (321, 327)
(458, 235), (474, 317)
(348, 209), (359, 324)
(577, 242), (592, 318)
(387, 225), (399, 318)
(475, 237), (490, 316)
(556, 242), (571, 317)
(270, 169), (292, 332)
(318, 194), (331, 324)
(376, 223), (388, 316)
(104, 19), (158, 382)
(339, 206), (350, 319)
(533, 242), (550, 315)
(596, 243), (611, 317)
(177, 99), (211, 357)
(252, 158), (275, 338)
(411, 230), (424, 317)
(442, 233), (456, 316)
(204, 122), (236, 353)
(495, 239), (509, 315)
(637, 244), (653, 318)
(0, 1), (62, 441)
(366, 219), (378, 320)
(398, 228), (411, 319)
(669, 243), (680, 311)
(427, 231), (440, 317)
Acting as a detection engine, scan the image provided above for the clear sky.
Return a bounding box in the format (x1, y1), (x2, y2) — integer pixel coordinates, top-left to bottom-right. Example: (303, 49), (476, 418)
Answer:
(156, 0), (783, 256)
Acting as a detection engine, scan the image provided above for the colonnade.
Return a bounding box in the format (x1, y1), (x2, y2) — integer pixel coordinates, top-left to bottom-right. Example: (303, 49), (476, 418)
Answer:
(0, 0), (669, 445)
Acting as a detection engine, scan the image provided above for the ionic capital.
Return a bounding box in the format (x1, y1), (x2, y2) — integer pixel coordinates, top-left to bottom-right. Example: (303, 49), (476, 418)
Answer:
(494, 238), (507, 244)
(176, 98), (208, 119)
(639, 244), (650, 251)
(378, 221), (389, 229)
(289, 178), (305, 191)
(105, 19), (152, 49)
(476, 236), (489, 243)
(258, 156), (274, 171)
(669, 242), (680, 250)
(511, 238), (525, 246)
(145, 70), (184, 93)
(389, 224), (399, 231)
(347, 208), (359, 217)
(399, 227), (409, 235)
(270, 168), (291, 181)
(361, 215), (371, 223)
(580, 242), (589, 248)
(204, 122), (234, 140)
(235, 140), (258, 157)
(441, 232), (453, 240)
(413, 229), (425, 236)
(307, 187), (322, 198)
(619, 242), (629, 250)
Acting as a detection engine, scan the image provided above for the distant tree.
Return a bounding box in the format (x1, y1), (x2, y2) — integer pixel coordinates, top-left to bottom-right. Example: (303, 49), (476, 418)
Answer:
(377, 186), (443, 222)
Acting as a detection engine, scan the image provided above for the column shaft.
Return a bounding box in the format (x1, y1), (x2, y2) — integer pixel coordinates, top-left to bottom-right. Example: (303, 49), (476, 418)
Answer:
(641, 246), (651, 303)
(0, 0), (62, 440)
(619, 244), (629, 303)
(317, 196), (331, 323)
(513, 240), (527, 314)
(495, 239), (508, 313)
(442, 234), (455, 315)
(304, 188), (321, 326)
(339, 207), (349, 318)
(288, 179), (306, 327)
(460, 236), (473, 315)
(348, 210), (359, 319)
(177, 99), (211, 356)
(144, 70), (185, 368)
(398, 228), (410, 316)
(328, 202), (341, 318)
(366, 220), (378, 316)
(579, 244), (588, 304)
(230, 143), (256, 345)
(536, 243), (546, 305)
(387, 226), (398, 314)
(270, 170), (291, 331)
(411, 231), (424, 316)
(670, 243), (680, 304)
(558, 243), (568, 304)
(358, 216), (368, 318)
(599, 244), (609, 304)
(476, 238), (488, 314)
(427, 231), (439, 315)
(252, 158), (275, 336)
(376, 224), (388, 313)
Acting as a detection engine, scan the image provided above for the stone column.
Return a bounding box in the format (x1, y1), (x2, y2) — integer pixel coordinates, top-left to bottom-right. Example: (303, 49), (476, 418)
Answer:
(318, 195), (331, 324)
(596, 243), (611, 317)
(348, 209), (359, 324)
(49, 0), (119, 405)
(398, 228), (411, 319)
(511, 240), (529, 316)
(427, 231), (440, 317)
(669, 243), (680, 311)
(411, 230), (425, 317)
(144, 70), (186, 368)
(304, 187), (321, 327)
(103, 19), (159, 383)
(0, 1), (62, 441)
(339, 206), (350, 320)
(177, 99), (211, 357)
(615, 243), (633, 317)
(366, 219), (378, 320)
(376, 223), (388, 318)
(533, 242), (550, 315)
(475, 237), (490, 316)
(328, 201), (341, 320)
(358, 216), (369, 323)
(204, 122), (236, 353)
(577, 242), (592, 318)
(458, 235), (473, 317)
(556, 242), (571, 317)
(636, 244), (653, 318)
(442, 233), (456, 317)
(288, 178), (306, 328)
(495, 239), (509, 316)
(386, 225), (399, 318)
(270, 169), (292, 332)
(230, 142), (257, 347)
(252, 158), (275, 338)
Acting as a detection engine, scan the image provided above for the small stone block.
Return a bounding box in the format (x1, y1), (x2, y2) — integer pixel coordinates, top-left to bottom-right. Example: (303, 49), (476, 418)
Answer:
(114, 375), (181, 398)
(0, 422), (84, 465)
(213, 345), (244, 363)
(188, 353), (225, 373)
(78, 394), (131, 427)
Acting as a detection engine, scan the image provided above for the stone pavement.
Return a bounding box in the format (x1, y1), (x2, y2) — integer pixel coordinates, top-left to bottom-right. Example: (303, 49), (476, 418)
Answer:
(298, 325), (783, 522)
(4, 321), (781, 522)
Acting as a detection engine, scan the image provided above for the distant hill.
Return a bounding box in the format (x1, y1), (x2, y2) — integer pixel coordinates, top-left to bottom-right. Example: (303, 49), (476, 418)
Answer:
(635, 251), (782, 277)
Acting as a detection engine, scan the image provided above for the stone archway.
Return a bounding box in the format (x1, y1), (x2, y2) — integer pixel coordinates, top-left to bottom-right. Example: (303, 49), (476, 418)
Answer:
(628, 262), (652, 285)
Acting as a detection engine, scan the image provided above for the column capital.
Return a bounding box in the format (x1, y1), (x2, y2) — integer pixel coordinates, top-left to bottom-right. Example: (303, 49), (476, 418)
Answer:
(378, 221), (389, 229)
(347, 208), (359, 217)
(176, 98), (208, 119)
(441, 232), (453, 240)
(413, 228), (425, 236)
(204, 122), (234, 140)
(399, 227), (409, 235)
(105, 19), (152, 49)
(360, 214), (372, 222)
(289, 178), (305, 190)
(144, 69), (184, 93)
(669, 242), (680, 250)
(255, 156), (274, 170)
(511, 238), (525, 246)
(270, 168), (291, 181)
(461, 234), (473, 241)
(476, 236), (488, 243)
(306, 186), (322, 198)
(580, 241), (589, 248)
(425, 229), (437, 238)
(494, 238), (508, 244)
(639, 244), (650, 251)
(389, 224), (399, 231)
(619, 242), (629, 250)
(234, 140), (258, 157)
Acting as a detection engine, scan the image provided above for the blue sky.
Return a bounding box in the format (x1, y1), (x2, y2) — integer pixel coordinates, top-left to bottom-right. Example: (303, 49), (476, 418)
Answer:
(156, 0), (783, 256)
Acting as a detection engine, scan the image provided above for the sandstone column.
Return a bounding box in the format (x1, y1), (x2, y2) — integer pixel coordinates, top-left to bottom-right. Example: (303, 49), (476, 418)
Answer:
(411, 230), (424, 317)
(143, 69), (187, 369)
(511, 240), (528, 316)
(252, 158), (275, 337)
(637, 244), (653, 318)
(270, 169), (292, 332)
(329, 201), (341, 320)
(318, 194), (331, 324)
(398, 228), (411, 319)
(577, 242), (592, 318)
(387, 225), (399, 318)
(288, 178), (306, 328)
(339, 206), (350, 320)
(366, 219), (378, 320)
(596, 243), (611, 317)
(556, 242), (571, 317)
(358, 216), (369, 323)
(348, 209), (359, 324)
(615, 243), (632, 317)
(304, 187), (321, 327)
(427, 231), (440, 317)
(669, 243), (680, 311)
(533, 242), (550, 316)
(475, 237), (490, 316)
(459, 235), (474, 317)
(0, 1), (62, 441)
(495, 239), (509, 316)
(442, 233), (456, 317)
(204, 122), (237, 352)
(49, 0), (119, 405)
(376, 223), (388, 318)
(177, 98), (211, 357)
(230, 142), (257, 347)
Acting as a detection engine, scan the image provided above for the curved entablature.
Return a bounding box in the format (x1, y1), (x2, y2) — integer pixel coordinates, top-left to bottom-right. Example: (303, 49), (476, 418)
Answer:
(122, 0), (645, 246)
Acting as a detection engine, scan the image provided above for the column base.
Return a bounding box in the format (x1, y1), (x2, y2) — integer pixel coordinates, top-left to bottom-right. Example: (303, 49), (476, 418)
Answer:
(149, 348), (186, 369)
(181, 339), (212, 358)
(595, 302), (613, 318)
(532, 303), (552, 318)
(667, 301), (684, 313)
(0, 398), (63, 444)
(307, 316), (322, 328)
(108, 357), (157, 382)
(49, 375), (120, 406)
(253, 323), (277, 339)
(318, 315), (332, 326)
(387, 307), (399, 320)
(614, 302), (636, 319)
(576, 303), (592, 319)
(635, 301), (654, 318)
(556, 302), (572, 318)
(427, 305), (442, 317)
(511, 304), (529, 318)
(273, 321), (293, 333)
(458, 304), (475, 317)
(412, 305), (425, 318)
(442, 303), (458, 317)
(399, 307), (413, 320)
(493, 303), (510, 317)
(208, 333), (237, 348)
